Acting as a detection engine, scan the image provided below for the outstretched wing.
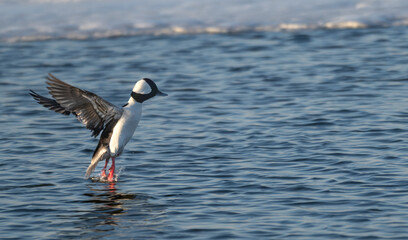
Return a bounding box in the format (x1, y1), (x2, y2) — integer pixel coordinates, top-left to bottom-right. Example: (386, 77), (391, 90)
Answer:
(29, 90), (71, 115)
(30, 73), (123, 137)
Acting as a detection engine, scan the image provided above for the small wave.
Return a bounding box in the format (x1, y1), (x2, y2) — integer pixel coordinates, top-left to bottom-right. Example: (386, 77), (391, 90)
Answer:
(2, 20), (407, 43)
(2, 0), (408, 42)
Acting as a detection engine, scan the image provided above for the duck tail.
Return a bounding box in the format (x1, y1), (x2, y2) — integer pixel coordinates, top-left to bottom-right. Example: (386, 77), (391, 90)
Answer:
(85, 146), (109, 179)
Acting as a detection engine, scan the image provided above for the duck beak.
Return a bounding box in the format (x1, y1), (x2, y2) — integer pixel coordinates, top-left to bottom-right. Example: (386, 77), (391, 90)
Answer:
(157, 90), (168, 96)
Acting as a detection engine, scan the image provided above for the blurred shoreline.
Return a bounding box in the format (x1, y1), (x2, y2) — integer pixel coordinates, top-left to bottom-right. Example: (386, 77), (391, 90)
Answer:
(1, 0), (408, 42)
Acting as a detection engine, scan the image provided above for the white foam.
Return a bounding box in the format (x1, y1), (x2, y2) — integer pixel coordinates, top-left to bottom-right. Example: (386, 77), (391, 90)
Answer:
(1, 0), (408, 42)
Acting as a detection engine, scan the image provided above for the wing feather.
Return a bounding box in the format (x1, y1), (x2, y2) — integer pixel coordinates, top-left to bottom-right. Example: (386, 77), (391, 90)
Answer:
(31, 73), (123, 137)
(29, 90), (71, 115)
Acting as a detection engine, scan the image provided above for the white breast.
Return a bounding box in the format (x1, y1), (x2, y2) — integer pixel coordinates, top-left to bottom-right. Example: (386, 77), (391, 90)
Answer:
(109, 104), (142, 157)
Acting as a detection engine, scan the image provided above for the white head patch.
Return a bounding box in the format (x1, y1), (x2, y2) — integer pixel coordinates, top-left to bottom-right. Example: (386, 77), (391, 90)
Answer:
(133, 79), (152, 94)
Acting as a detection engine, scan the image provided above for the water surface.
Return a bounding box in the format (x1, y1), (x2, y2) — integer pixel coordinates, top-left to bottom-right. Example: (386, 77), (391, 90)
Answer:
(1, 27), (408, 239)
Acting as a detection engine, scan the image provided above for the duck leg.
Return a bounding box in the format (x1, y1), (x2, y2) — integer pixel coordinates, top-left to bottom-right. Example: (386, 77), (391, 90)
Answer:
(101, 159), (109, 178)
(107, 157), (116, 182)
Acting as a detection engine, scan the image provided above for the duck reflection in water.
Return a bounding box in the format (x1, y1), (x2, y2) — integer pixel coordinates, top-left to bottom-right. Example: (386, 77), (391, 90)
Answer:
(75, 182), (167, 238)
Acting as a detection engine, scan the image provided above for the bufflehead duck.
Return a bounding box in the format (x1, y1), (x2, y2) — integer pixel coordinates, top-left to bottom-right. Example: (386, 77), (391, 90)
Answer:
(30, 73), (167, 182)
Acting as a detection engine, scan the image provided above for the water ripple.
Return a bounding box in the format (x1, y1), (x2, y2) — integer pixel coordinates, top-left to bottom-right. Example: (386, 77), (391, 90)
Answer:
(2, 27), (408, 239)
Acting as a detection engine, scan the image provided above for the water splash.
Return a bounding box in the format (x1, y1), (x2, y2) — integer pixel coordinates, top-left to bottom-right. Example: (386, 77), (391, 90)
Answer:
(114, 167), (125, 181)
(89, 166), (125, 183)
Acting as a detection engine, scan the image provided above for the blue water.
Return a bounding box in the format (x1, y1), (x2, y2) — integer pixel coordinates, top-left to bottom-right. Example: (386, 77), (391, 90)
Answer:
(2, 26), (408, 239)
